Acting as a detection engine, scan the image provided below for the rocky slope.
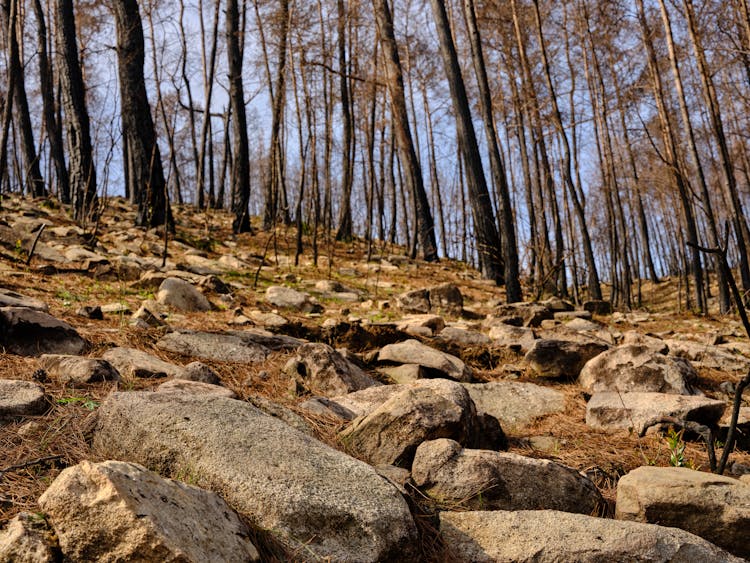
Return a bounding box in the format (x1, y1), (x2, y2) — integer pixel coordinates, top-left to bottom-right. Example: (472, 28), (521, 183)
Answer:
(0, 194), (749, 561)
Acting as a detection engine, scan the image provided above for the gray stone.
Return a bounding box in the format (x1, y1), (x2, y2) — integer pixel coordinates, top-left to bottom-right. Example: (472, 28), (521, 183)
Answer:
(37, 355), (119, 386)
(226, 328), (304, 351)
(0, 512), (58, 563)
(265, 286), (321, 313)
(156, 277), (211, 312)
(486, 323), (537, 352)
(243, 310), (289, 329)
(525, 339), (608, 379)
(586, 392), (726, 435)
(339, 379), (477, 467)
(666, 339), (750, 372)
(428, 284), (463, 315)
(38, 460), (259, 562)
(297, 396), (358, 422)
(101, 347), (180, 379)
(554, 310), (592, 322)
(156, 379), (237, 398)
(395, 288), (430, 314)
(93, 392), (417, 561)
(178, 361), (220, 384)
(439, 509), (743, 562)
(622, 331), (669, 353)
(0, 380), (47, 419)
(378, 364), (428, 384)
(462, 381), (566, 431)
(616, 466), (750, 559)
(246, 394), (315, 435)
(156, 331), (269, 363)
(0, 307), (86, 356)
(395, 314), (446, 336)
(494, 302), (553, 327)
(377, 339), (472, 382)
(130, 303), (167, 328)
(412, 439), (602, 513)
(565, 317), (601, 332)
(0, 289), (47, 311)
(436, 327), (491, 347)
(579, 345), (699, 395)
(284, 343), (380, 396)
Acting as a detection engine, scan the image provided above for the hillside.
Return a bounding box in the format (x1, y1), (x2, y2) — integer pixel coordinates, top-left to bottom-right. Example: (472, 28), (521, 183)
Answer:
(1, 195), (749, 561)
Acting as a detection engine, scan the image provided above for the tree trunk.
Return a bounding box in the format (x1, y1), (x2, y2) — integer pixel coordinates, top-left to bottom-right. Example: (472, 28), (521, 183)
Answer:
(112, 0), (171, 229)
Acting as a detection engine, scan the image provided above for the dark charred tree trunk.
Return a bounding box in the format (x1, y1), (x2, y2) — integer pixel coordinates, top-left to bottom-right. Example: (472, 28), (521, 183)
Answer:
(56, 0), (97, 222)
(112, 0), (171, 229)
(226, 0), (251, 233)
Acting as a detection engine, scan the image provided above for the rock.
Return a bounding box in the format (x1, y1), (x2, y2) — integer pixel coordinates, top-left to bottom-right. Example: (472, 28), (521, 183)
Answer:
(243, 310), (288, 329)
(524, 339), (608, 379)
(156, 379), (237, 398)
(156, 277), (211, 312)
(486, 323), (537, 352)
(554, 310), (592, 322)
(178, 361), (220, 384)
(462, 381), (566, 431)
(0, 512), (59, 563)
(622, 331), (669, 353)
(130, 303), (167, 328)
(265, 286), (322, 313)
(94, 392), (417, 561)
(297, 396), (358, 422)
(377, 339), (472, 382)
(428, 283), (463, 315)
(37, 355), (120, 386)
(377, 364), (427, 384)
(583, 299), (612, 315)
(579, 345), (699, 395)
(439, 509), (743, 562)
(0, 289), (47, 311)
(38, 460), (259, 562)
(156, 331), (269, 363)
(246, 394), (315, 435)
(395, 288), (430, 314)
(226, 328), (304, 351)
(564, 317), (601, 332)
(339, 379), (478, 467)
(540, 296), (575, 312)
(0, 380), (47, 420)
(586, 392), (726, 435)
(436, 327), (491, 347)
(284, 343), (380, 396)
(314, 280), (348, 293)
(666, 339), (750, 372)
(616, 466), (750, 559)
(494, 302), (553, 327)
(412, 439), (602, 513)
(0, 307), (86, 356)
(395, 314), (446, 336)
(101, 347), (180, 379)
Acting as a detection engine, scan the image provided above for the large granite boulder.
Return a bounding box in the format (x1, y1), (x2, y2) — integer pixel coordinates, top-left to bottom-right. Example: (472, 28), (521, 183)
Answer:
(616, 466), (750, 559)
(93, 392), (417, 561)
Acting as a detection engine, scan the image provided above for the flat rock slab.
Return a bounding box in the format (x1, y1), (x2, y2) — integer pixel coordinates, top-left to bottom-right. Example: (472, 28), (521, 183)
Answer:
(377, 339), (472, 382)
(0, 512), (58, 562)
(586, 392), (726, 435)
(524, 339), (608, 379)
(0, 289), (47, 311)
(412, 439), (602, 513)
(462, 381), (566, 431)
(156, 379), (237, 398)
(579, 345), (698, 395)
(101, 347), (181, 379)
(265, 286), (321, 313)
(0, 380), (47, 419)
(440, 509), (743, 562)
(0, 307), (86, 357)
(616, 466), (750, 559)
(38, 355), (120, 386)
(38, 460), (259, 562)
(93, 392), (417, 561)
(156, 331), (270, 363)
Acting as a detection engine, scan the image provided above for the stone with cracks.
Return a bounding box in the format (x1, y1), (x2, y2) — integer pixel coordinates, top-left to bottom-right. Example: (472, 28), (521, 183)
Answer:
(283, 343), (380, 396)
(178, 361), (221, 384)
(0, 307), (86, 357)
(524, 339), (608, 379)
(579, 345), (699, 395)
(412, 439), (602, 513)
(156, 277), (212, 312)
(101, 347), (181, 379)
(0, 380), (47, 420)
(440, 510), (742, 562)
(156, 331), (270, 363)
(0, 512), (59, 562)
(37, 355), (120, 386)
(462, 381), (566, 431)
(377, 339), (472, 382)
(93, 392), (417, 562)
(338, 379), (478, 467)
(616, 466), (750, 559)
(586, 392), (725, 435)
(38, 460), (259, 562)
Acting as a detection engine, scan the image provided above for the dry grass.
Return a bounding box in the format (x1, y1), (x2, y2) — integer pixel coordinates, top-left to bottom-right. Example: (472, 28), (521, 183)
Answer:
(2, 194), (750, 560)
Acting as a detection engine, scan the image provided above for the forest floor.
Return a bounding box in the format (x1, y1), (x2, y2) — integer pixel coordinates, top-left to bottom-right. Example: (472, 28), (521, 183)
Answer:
(1, 194), (749, 541)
